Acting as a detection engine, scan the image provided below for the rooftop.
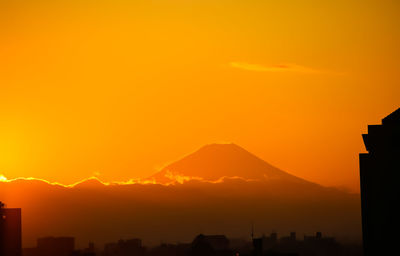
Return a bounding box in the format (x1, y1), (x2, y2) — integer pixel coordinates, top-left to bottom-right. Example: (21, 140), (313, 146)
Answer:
(382, 107), (400, 125)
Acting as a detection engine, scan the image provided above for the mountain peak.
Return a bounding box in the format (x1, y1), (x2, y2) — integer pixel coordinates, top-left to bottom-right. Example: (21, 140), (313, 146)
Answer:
(196, 143), (246, 154)
(150, 143), (304, 184)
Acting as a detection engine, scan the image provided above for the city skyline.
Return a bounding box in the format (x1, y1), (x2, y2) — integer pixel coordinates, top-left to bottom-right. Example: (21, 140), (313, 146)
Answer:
(1, 199), (362, 256)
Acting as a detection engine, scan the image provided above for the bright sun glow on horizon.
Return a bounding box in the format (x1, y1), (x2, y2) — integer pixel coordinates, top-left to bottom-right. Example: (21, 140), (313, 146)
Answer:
(0, 175), (8, 182)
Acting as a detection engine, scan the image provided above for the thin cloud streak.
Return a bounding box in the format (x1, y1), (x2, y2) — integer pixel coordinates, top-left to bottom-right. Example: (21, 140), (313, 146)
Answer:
(230, 62), (320, 73)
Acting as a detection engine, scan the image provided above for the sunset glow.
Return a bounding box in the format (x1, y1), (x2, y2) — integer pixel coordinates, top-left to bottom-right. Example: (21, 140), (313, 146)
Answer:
(2, 2), (398, 253)
(1, 0), (399, 194)
(0, 175), (8, 182)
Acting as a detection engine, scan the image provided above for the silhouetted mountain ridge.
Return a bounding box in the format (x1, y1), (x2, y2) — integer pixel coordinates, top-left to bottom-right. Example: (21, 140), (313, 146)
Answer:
(151, 143), (310, 184)
(73, 178), (105, 188)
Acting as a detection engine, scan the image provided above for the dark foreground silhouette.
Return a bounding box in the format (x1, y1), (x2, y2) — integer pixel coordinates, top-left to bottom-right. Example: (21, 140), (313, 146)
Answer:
(21, 233), (362, 256)
(1, 198), (362, 256)
(359, 107), (400, 256)
(0, 201), (22, 256)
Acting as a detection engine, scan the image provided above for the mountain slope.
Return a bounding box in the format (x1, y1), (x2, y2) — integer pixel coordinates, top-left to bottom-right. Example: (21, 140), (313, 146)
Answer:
(151, 143), (308, 184)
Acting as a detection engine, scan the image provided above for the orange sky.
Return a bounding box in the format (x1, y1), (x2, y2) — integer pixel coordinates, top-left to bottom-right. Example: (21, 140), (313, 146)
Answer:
(0, 0), (399, 193)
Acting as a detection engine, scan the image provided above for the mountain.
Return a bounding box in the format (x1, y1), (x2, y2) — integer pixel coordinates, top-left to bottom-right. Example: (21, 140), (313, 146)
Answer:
(0, 144), (362, 248)
(151, 143), (308, 184)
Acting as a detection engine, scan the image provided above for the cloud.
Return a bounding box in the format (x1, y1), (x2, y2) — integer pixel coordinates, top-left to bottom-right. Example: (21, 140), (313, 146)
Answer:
(229, 62), (320, 73)
(0, 173), (263, 188)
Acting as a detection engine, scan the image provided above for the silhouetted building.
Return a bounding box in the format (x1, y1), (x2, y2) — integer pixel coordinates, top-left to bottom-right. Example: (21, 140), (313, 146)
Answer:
(303, 232), (338, 256)
(360, 108), (400, 256)
(149, 243), (190, 256)
(279, 232), (296, 243)
(229, 238), (252, 253)
(0, 201), (22, 256)
(252, 238), (262, 256)
(190, 234), (230, 256)
(252, 233), (300, 256)
(261, 233), (278, 251)
(191, 235), (229, 251)
(87, 242), (95, 253)
(71, 242), (96, 256)
(304, 232), (334, 243)
(104, 239), (145, 256)
(36, 237), (75, 256)
(23, 248), (38, 256)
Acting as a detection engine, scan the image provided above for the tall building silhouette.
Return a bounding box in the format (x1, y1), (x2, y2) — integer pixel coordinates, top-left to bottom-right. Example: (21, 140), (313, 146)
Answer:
(0, 201), (22, 256)
(360, 108), (400, 256)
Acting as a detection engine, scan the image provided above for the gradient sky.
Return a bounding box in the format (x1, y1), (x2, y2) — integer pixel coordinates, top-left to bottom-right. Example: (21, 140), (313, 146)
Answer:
(1, 0), (399, 192)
